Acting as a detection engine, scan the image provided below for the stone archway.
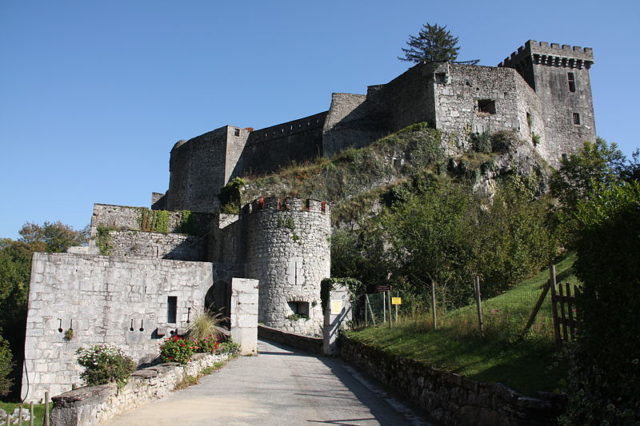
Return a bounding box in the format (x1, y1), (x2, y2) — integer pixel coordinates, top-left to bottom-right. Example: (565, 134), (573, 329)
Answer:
(204, 281), (231, 322)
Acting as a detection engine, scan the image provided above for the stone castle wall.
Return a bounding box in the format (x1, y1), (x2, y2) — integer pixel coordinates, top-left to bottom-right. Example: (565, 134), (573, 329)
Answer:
(22, 253), (213, 402)
(244, 198), (331, 336)
(91, 204), (212, 236)
(105, 230), (206, 261)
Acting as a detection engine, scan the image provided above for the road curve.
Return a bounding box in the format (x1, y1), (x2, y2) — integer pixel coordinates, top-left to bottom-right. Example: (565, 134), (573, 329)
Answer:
(106, 339), (429, 426)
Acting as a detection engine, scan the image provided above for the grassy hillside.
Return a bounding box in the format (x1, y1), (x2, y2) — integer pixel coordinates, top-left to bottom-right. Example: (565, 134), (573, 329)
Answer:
(346, 254), (578, 395)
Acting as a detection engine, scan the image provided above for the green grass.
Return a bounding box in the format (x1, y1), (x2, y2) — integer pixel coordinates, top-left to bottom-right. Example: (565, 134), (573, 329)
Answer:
(347, 254), (579, 395)
(0, 401), (51, 425)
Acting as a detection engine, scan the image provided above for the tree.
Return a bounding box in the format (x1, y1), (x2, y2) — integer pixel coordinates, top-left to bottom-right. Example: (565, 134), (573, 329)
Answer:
(18, 221), (88, 253)
(561, 180), (640, 424)
(399, 23), (460, 64)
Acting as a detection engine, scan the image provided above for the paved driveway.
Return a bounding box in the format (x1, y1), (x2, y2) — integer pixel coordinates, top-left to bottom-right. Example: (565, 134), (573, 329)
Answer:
(106, 339), (429, 425)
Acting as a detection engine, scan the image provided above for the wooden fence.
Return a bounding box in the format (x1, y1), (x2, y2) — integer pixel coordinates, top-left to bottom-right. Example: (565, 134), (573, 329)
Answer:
(550, 266), (580, 345)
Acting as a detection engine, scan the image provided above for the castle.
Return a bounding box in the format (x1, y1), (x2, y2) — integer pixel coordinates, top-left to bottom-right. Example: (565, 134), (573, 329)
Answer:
(21, 40), (595, 401)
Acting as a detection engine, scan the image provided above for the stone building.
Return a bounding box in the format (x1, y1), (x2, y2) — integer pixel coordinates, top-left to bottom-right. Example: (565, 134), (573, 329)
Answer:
(159, 40), (595, 213)
(21, 39), (595, 401)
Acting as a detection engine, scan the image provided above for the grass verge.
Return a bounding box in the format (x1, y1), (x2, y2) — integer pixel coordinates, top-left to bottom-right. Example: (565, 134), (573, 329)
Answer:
(346, 254), (578, 395)
(0, 401), (50, 425)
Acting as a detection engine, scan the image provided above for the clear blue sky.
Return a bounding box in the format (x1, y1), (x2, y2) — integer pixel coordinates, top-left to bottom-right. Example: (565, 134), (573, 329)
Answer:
(1, 0), (638, 239)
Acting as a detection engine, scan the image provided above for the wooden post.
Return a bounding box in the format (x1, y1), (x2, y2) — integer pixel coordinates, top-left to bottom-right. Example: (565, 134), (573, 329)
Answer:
(558, 283), (569, 342)
(17, 404), (22, 426)
(474, 276), (484, 336)
(382, 292), (386, 323)
(566, 283), (575, 342)
(30, 402), (34, 426)
(4, 411), (9, 425)
(366, 294), (376, 325)
(395, 296), (398, 323)
(387, 291), (392, 328)
(44, 391), (50, 426)
(364, 294), (369, 327)
(549, 265), (562, 347)
(521, 280), (551, 339)
(431, 282), (437, 330)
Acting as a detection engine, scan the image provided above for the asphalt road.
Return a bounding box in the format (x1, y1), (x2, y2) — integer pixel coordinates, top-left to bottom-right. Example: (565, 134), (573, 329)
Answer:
(106, 339), (430, 426)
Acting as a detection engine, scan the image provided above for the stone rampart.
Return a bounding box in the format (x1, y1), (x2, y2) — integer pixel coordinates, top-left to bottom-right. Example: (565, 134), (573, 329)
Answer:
(22, 253), (214, 402)
(91, 204), (212, 236)
(51, 352), (231, 426)
(340, 336), (566, 425)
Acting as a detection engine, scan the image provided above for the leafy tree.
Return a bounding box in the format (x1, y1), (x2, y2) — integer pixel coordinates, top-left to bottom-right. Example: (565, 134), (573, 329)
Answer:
(0, 336), (13, 397)
(561, 180), (640, 424)
(473, 177), (557, 296)
(18, 221), (88, 253)
(381, 179), (475, 309)
(550, 138), (626, 210)
(399, 23), (460, 64)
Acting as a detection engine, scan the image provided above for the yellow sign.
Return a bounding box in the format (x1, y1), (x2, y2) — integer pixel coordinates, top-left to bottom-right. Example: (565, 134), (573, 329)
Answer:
(391, 297), (402, 305)
(330, 300), (343, 314)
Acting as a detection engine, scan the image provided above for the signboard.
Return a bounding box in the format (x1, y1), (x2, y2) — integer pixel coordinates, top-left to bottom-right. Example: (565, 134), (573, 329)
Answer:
(374, 285), (393, 293)
(391, 297), (402, 305)
(330, 300), (343, 315)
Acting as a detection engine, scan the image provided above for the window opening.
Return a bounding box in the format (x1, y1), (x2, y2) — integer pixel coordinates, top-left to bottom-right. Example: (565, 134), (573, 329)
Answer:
(234, 128), (240, 137)
(478, 99), (496, 115)
(435, 73), (447, 84)
(167, 296), (177, 323)
(573, 113), (581, 125)
(288, 301), (309, 318)
(567, 72), (576, 92)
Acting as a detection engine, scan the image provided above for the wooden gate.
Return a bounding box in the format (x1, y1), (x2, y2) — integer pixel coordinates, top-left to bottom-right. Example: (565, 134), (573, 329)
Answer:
(550, 265), (580, 345)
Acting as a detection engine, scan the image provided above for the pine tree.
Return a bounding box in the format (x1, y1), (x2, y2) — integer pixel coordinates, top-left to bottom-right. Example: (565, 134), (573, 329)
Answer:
(399, 23), (460, 64)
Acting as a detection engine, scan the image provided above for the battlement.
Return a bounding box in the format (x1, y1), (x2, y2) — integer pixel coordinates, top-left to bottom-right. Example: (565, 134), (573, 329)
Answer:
(246, 112), (328, 146)
(241, 197), (330, 215)
(499, 40), (594, 69)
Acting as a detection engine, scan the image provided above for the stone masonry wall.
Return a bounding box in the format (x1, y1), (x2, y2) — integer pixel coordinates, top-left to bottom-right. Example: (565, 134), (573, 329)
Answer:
(22, 253), (213, 402)
(167, 127), (231, 213)
(244, 198), (331, 336)
(51, 352), (231, 426)
(105, 230), (206, 261)
(91, 204), (212, 236)
(340, 337), (566, 426)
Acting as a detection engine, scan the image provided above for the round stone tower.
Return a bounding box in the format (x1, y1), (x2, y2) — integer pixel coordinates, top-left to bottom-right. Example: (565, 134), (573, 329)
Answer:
(244, 197), (331, 336)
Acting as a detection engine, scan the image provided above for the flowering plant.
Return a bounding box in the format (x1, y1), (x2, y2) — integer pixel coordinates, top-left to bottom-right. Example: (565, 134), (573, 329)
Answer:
(159, 336), (198, 364)
(76, 344), (135, 388)
(196, 335), (220, 353)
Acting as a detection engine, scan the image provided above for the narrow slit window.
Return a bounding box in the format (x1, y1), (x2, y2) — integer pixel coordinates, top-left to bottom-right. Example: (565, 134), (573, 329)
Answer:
(573, 113), (581, 125)
(567, 72), (576, 92)
(167, 296), (177, 323)
(234, 128), (240, 137)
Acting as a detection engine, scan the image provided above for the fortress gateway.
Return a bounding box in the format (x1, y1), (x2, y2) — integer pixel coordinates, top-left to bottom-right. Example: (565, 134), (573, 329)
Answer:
(22, 40), (595, 401)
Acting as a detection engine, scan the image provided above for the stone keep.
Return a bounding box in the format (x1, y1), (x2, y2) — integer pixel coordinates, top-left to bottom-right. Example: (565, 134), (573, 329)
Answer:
(158, 39), (596, 213)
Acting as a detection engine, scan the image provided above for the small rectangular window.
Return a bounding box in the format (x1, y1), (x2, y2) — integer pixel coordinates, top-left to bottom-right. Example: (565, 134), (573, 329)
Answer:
(234, 128), (240, 137)
(567, 72), (576, 92)
(435, 73), (447, 84)
(573, 113), (581, 125)
(478, 99), (496, 115)
(288, 301), (309, 318)
(167, 296), (177, 323)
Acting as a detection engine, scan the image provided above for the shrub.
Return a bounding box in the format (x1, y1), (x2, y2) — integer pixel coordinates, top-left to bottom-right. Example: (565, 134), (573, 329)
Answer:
(196, 335), (220, 353)
(186, 310), (226, 341)
(159, 336), (197, 364)
(0, 336), (14, 397)
(560, 181), (640, 424)
(76, 345), (135, 388)
(217, 341), (240, 356)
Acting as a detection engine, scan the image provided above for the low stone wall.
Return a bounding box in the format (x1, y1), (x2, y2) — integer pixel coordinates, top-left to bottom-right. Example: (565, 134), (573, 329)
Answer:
(106, 230), (206, 261)
(340, 336), (566, 426)
(51, 352), (230, 426)
(258, 325), (323, 355)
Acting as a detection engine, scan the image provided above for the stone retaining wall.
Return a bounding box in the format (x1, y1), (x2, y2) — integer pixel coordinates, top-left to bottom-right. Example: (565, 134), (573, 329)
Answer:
(51, 352), (230, 426)
(340, 336), (566, 425)
(258, 325), (323, 355)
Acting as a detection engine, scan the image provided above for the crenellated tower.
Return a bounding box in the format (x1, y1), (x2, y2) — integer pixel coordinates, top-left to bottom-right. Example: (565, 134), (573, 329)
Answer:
(499, 40), (596, 162)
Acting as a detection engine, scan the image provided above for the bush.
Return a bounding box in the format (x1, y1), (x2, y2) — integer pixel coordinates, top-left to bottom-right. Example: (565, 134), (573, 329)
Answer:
(217, 341), (240, 356)
(560, 181), (640, 424)
(76, 345), (135, 388)
(159, 336), (197, 364)
(0, 337), (14, 397)
(196, 335), (220, 353)
(186, 311), (225, 341)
